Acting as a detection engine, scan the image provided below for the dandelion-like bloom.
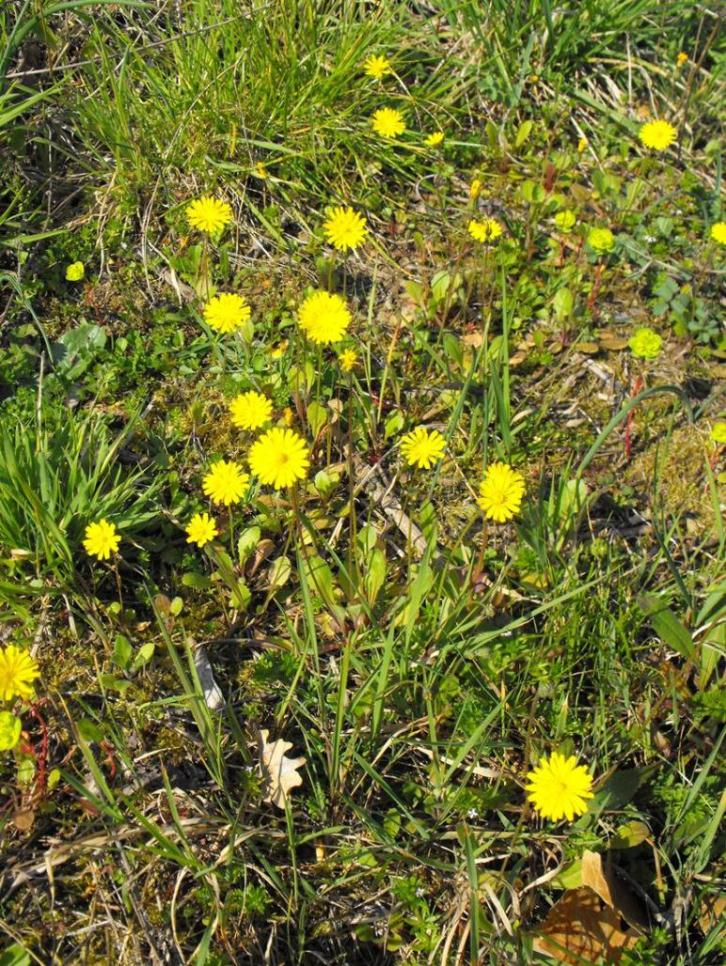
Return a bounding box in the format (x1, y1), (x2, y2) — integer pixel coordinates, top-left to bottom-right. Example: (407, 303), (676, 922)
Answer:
(203, 293), (251, 334)
(202, 460), (250, 506)
(554, 211), (576, 232)
(83, 519), (121, 560)
(710, 222), (726, 245)
(298, 290), (352, 344)
(186, 195), (233, 234)
(400, 427), (446, 469)
(425, 132), (444, 147)
(468, 218), (503, 243)
(0, 645), (39, 702)
(629, 327), (663, 360)
(577, 136), (588, 153)
(363, 55), (391, 80)
(185, 512), (219, 548)
(639, 120), (677, 152)
(323, 207), (368, 252)
(270, 341), (288, 359)
(470, 178), (482, 200)
(65, 261), (85, 282)
(230, 391), (273, 431)
(587, 227), (615, 253)
(676, 52), (688, 67)
(710, 422), (726, 445)
(372, 107), (406, 138)
(477, 463), (525, 523)
(339, 348), (358, 373)
(525, 751), (594, 822)
(249, 428), (310, 489)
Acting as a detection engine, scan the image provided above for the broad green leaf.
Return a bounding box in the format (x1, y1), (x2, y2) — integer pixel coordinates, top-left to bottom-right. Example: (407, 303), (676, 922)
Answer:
(0, 711), (21, 751)
(638, 594), (695, 660)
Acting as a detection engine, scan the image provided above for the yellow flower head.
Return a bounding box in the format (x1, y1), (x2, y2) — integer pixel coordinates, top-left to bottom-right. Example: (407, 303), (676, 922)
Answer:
(363, 55), (391, 80)
(629, 326), (663, 360)
(710, 222), (726, 245)
(298, 290), (352, 344)
(270, 340), (288, 359)
(469, 178), (482, 200)
(202, 460), (250, 505)
(339, 348), (358, 373)
(554, 211), (576, 232)
(425, 131), (444, 147)
(249, 428), (310, 489)
(229, 390), (273, 431)
(710, 422), (726, 445)
(525, 751), (594, 822)
(323, 206), (368, 252)
(0, 644), (40, 702)
(477, 463), (525, 523)
(203, 293), (251, 334)
(371, 107), (406, 138)
(676, 52), (688, 67)
(639, 119), (677, 152)
(400, 427), (446, 470)
(254, 162), (268, 179)
(282, 407), (295, 427)
(468, 218), (503, 243)
(577, 136), (588, 153)
(186, 195), (233, 235)
(83, 519), (121, 560)
(65, 261), (85, 282)
(587, 227), (615, 253)
(185, 512), (219, 548)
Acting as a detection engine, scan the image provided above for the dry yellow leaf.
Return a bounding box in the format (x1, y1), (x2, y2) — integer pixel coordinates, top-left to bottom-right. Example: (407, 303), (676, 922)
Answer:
(257, 729), (306, 809)
(532, 887), (639, 964)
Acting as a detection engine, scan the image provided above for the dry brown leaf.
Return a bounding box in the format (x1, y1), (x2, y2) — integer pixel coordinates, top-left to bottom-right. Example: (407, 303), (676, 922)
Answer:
(698, 894), (726, 935)
(257, 729), (306, 809)
(599, 337), (629, 352)
(461, 331), (484, 348)
(532, 887), (639, 964)
(581, 850), (648, 933)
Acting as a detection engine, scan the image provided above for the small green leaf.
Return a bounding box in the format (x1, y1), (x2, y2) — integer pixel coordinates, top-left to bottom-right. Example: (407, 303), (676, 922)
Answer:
(132, 642), (155, 671)
(268, 556), (292, 590)
(515, 119), (533, 148)
(0, 711), (22, 751)
(238, 526), (261, 565)
(170, 596), (184, 617)
(552, 287), (574, 321)
(638, 594), (695, 660)
(307, 400), (327, 437)
(610, 820), (650, 849)
(112, 634), (132, 670)
(182, 572), (213, 590)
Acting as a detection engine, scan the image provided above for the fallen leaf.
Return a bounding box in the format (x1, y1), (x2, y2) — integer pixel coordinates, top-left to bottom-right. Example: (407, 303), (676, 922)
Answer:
(599, 337), (629, 351)
(698, 894), (726, 935)
(574, 342), (601, 355)
(532, 887), (639, 964)
(257, 729), (306, 809)
(581, 850), (648, 933)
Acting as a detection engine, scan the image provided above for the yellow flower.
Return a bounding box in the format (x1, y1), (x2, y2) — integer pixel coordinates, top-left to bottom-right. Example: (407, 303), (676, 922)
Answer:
(249, 428), (310, 489)
(587, 227), (615, 253)
(629, 327), (662, 360)
(270, 340), (288, 359)
(525, 751), (594, 822)
(202, 460), (249, 505)
(676, 52), (688, 67)
(65, 261), (85, 282)
(400, 427), (446, 469)
(186, 195), (233, 234)
(639, 119), (677, 152)
(83, 519), (121, 560)
(0, 645), (40, 702)
(323, 206), (368, 252)
(185, 512), (219, 547)
(425, 131), (444, 147)
(477, 463), (525, 523)
(282, 407), (295, 427)
(298, 290), (351, 344)
(470, 179), (482, 200)
(554, 211), (576, 232)
(710, 422), (726, 445)
(371, 107), (406, 138)
(363, 55), (391, 80)
(468, 218), (503, 243)
(254, 162), (268, 179)
(339, 348), (358, 373)
(229, 390), (273, 431)
(710, 222), (726, 245)
(203, 293), (251, 334)
(577, 136), (588, 153)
